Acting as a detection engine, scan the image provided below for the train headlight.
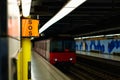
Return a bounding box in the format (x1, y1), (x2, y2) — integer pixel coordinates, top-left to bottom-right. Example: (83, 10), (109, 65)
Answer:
(54, 58), (58, 61)
(69, 58), (73, 61)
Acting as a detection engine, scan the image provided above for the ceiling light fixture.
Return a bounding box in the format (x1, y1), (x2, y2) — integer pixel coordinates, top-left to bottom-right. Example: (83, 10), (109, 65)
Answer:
(105, 33), (120, 37)
(21, 0), (32, 17)
(39, 0), (86, 33)
(74, 35), (105, 40)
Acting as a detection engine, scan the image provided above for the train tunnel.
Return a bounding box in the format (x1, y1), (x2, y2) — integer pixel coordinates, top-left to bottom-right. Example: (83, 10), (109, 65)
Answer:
(0, 0), (120, 80)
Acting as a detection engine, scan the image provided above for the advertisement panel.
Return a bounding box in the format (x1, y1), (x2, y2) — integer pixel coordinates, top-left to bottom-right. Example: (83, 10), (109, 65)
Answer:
(8, 0), (20, 40)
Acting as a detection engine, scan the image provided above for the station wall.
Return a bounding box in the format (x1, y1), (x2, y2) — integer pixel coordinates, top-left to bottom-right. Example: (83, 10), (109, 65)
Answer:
(76, 39), (120, 54)
(8, 0), (21, 80)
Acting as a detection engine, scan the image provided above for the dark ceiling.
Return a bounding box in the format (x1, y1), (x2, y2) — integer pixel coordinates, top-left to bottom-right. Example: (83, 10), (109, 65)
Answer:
(30, 0), (120, 39)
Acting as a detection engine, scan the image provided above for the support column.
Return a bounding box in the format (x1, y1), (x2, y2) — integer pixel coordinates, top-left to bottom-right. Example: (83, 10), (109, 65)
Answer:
(22, 38), (31, 80)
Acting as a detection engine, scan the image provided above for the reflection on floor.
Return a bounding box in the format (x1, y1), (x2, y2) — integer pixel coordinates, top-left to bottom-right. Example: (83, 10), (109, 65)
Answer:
(31, 51), (71, 80)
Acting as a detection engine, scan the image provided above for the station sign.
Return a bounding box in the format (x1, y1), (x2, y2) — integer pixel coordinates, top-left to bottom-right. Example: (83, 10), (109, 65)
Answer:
(22, 18), (39, 37)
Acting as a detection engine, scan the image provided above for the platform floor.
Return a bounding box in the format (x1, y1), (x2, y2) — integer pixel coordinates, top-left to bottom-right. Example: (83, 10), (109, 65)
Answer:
(31, 51), (71, 80)
(76, 51), (120, 61)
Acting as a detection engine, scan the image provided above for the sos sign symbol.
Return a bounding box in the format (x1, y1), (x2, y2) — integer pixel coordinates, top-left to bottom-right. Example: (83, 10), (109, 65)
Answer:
(28, 19), (32, 36)
(22, 18), (39, 37)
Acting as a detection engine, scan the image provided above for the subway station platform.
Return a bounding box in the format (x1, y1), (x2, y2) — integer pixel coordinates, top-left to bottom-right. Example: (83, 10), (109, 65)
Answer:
(31, 51), (71, 80)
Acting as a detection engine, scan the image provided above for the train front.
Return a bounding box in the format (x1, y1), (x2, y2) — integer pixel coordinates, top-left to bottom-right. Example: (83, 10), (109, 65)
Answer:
(49, 39), (76, 65)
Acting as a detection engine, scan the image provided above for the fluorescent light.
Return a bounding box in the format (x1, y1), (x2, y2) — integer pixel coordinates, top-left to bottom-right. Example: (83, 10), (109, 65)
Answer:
(74, 37), (82, 40)
(105, 33), (120, 37)
(74, 35), (104, 40)
(90, 35), (104, 38)
(65, 0), (86, 8)
(31, 37), (34, 40)
(82, 36), (90, 39)
(21, 0), (32, 17)
(39, 8), (74, 33)
(39, 0), (86, 33)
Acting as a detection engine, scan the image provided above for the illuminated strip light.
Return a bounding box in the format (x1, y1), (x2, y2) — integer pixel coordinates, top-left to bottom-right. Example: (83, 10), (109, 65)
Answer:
(74, 35), (104, 40)
(75, 34), (120, 40)
(82, 35), (104, 39)
(21, 0), (32, 17)
(39, 0), (86, 33)
(74, 37), (82, 40)
(105, 33), (120, 37)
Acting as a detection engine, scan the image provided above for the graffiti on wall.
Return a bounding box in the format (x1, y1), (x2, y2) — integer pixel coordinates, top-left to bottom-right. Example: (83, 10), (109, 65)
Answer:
(108, 40), (120, 53)
(76, 39), (120, 54)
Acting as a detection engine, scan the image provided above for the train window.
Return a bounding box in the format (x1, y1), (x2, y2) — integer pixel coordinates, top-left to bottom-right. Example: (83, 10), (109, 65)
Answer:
(64, 40), (75, 52)
(50, 41), (63, 52)
(50, 40), (75, 52)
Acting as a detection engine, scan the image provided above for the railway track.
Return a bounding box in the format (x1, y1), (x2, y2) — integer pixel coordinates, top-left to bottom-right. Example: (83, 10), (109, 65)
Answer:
(64, 62), (120, 80)
(68, 65), (95, 80)
(72, 62), (119, 80)
(55, 61), (120, 80)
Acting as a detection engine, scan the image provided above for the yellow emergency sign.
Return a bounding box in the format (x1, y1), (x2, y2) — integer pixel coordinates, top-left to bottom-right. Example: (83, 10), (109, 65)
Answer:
(22, 18), (39, 37)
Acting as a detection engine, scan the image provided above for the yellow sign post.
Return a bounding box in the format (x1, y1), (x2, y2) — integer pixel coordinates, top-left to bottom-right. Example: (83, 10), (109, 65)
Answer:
(22, 38), (31, 80)
(17, 17), (39, 80)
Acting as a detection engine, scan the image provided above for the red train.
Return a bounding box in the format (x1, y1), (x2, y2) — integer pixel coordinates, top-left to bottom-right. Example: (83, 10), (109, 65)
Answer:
(33, 37), (76, 65)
